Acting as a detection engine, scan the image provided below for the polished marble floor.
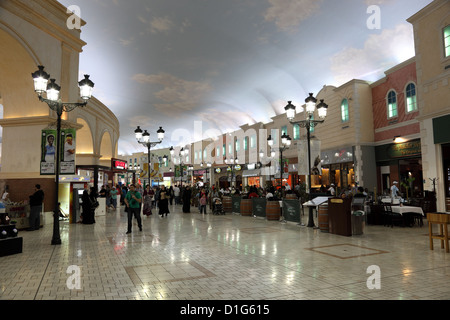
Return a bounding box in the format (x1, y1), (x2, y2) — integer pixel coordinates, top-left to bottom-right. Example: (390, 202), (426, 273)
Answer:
(1, 203), (449, 301)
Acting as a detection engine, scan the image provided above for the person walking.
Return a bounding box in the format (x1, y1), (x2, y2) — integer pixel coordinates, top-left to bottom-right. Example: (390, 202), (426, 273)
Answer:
(199, 193), (207, 214)
(182, 185), (192, 213)
(28, 184), (44, 231)
(124, 184), (142, 234)
(109, 185), (118, 210)
(158, 185), (170, 217)
(168, 186), (174, 205)
(391, 181), (400, 200)
(173, 185), (180, 204)
(143, 185), (153, 216)
(81, 186), (93, 224)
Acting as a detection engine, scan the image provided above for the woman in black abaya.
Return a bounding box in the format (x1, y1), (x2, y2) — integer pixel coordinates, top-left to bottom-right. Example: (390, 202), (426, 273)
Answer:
(182, 186), (191, 213)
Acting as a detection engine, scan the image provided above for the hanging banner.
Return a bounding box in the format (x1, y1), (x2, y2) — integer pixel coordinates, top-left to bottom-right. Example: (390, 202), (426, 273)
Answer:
(297, 139), (321, 175)
(60, 128), (76, 174)
(40, 129), (57, 175)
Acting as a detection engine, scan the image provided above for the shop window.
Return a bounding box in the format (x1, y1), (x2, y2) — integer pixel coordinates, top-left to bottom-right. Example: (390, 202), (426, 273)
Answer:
(405, 83), (417, 113)
(387, 90), (398, 118)
(341, 99), (349, 123)
(444, 25), (450, 58)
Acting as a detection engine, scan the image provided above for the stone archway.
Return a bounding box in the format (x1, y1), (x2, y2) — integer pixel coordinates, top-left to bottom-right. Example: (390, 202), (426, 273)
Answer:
(76, 117), (94, 154)
(99, 130), (113, 164)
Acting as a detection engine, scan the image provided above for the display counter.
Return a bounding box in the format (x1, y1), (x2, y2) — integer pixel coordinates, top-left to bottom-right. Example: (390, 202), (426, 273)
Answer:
(5, 203), (44, 230)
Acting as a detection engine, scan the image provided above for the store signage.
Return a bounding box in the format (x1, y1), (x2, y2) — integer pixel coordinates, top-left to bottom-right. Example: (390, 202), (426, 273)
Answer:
(215, 168), (222, 173)
(235, 165), (242, 171)
(194, 170), (206, 176)
(112, 159), (128, 170)
(389, 140), (421, 158)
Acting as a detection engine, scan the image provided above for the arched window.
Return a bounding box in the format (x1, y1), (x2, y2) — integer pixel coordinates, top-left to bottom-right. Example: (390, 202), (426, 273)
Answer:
(387, 90), (397, 118)
(405, 83), (417, 113)
(341, 99), (349, 123)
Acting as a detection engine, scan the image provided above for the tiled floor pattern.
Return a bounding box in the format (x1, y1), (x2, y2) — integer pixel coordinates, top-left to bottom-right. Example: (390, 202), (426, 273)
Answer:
(0, 204), (450, 300)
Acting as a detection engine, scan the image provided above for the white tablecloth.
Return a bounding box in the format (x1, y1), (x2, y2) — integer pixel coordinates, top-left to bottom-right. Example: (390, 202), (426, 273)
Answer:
(391, 206), (424, 216)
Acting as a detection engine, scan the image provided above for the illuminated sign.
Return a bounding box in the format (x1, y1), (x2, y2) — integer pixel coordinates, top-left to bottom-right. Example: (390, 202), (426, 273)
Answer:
(112, 159), (128, 170)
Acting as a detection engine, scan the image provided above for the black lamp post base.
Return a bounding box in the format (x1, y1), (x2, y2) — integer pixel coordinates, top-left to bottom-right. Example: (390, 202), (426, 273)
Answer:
(51, 238), (62, 245)
(307, 206), (315, 228)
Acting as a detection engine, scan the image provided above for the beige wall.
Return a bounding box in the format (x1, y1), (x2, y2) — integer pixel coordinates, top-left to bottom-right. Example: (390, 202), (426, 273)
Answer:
(408, 0), (450, 211)
(0, 1), (119, 210)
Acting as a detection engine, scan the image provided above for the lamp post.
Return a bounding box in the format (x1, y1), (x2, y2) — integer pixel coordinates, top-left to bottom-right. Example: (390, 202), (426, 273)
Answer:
(170, 147), (189, 188)
(31, 65), (94, 245)
(260, 149), (276, 187)
(285, 94), (328, 227)
(267, 133), (292, 188)
(225, 157), (240, 188)
(200, 162), (212, 186)
(134, 126), (165, 188)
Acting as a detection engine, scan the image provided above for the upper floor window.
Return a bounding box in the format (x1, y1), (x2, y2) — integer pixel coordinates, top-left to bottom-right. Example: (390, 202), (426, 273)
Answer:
(341, 99), (349, 123)
(250, 135), (256, 148)
(293, 124), (300, 140)
(387, 90), (398, 118)
(444, 25), (450, 58)
(244, 137), (248, 150)
(235, 139), (240, 152)
(310, 114), (315, 133)
(405, 83), (417, 113)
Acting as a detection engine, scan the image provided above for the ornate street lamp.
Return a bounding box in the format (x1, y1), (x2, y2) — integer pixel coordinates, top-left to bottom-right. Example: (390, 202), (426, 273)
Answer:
(268, 132), (291, 187)
(285, 94), (328, 227)
(170, 146), (189, 188)
(134, 126), (165, 188)
(31, 65), (94, 245)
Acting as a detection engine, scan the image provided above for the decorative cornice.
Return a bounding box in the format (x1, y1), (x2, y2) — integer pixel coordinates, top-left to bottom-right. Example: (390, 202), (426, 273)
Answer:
(0, 116), (83, 129)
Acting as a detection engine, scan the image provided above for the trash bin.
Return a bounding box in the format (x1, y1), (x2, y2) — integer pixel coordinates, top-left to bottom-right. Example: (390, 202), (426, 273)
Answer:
(351, 210), (365, 235)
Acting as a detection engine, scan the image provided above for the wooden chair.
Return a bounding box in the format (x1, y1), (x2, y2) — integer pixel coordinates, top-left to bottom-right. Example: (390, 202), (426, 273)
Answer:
(428, 213), (449, 253)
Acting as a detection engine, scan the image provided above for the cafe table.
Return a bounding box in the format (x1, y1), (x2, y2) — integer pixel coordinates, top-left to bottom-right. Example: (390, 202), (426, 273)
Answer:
(391, 205), (424, 227)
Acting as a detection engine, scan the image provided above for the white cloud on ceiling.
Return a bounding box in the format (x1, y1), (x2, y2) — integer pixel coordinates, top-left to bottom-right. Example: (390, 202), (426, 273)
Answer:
(132, 72), (213, 116)
(264, 0), (323, 32)
(330, 23), (415, 86)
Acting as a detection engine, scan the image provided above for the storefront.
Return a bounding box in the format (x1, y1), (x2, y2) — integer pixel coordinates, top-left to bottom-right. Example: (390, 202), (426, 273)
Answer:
(320, 147), (355, 192)
(242, 163), (262, 188)
(432, 114), (450, 212)
(111, 158), (129, 187)
(375, 139), (423, 197)
(193, 169), (207, 186)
